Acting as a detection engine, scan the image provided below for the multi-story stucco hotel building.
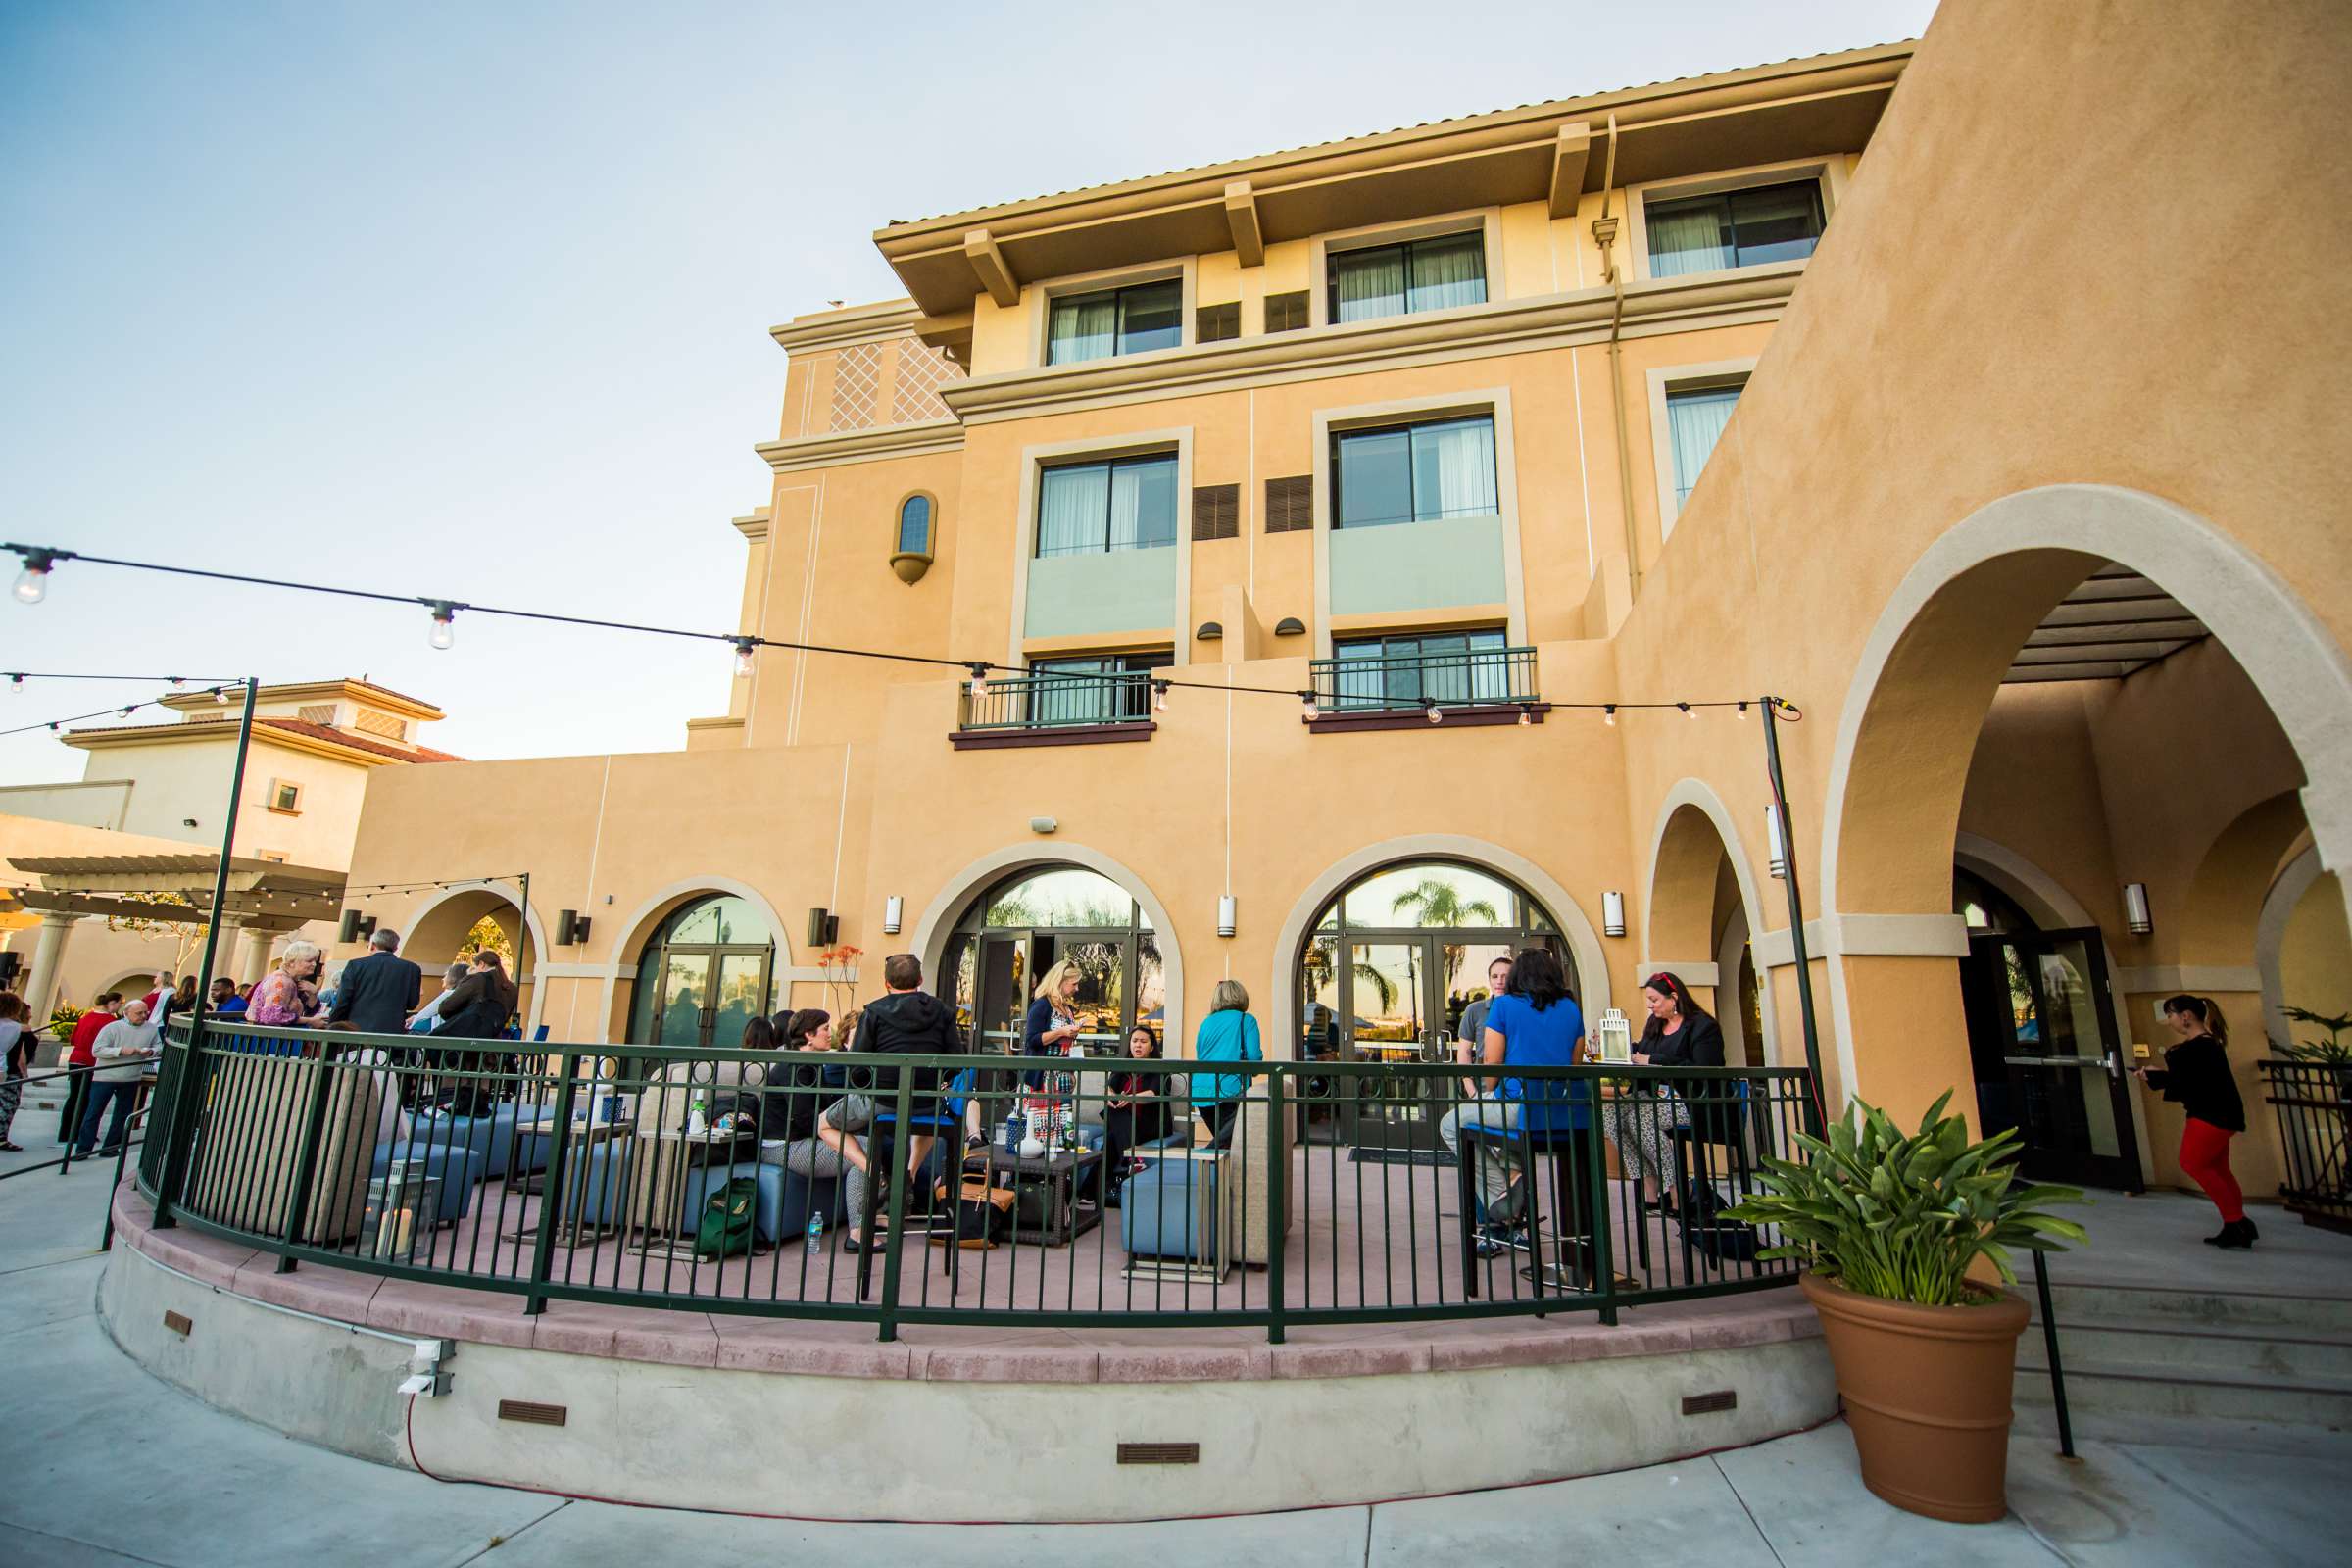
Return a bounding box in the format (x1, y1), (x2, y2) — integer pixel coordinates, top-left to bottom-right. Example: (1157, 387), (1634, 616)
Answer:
(336, 10), (2350, 1206)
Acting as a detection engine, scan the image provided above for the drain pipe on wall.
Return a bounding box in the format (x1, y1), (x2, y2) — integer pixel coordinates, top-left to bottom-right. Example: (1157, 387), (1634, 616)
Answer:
(1589, 114), (1642, 609)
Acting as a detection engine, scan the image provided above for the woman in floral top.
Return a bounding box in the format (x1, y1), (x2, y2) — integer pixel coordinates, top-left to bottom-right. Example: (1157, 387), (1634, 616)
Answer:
(247, 940), (326, 1026)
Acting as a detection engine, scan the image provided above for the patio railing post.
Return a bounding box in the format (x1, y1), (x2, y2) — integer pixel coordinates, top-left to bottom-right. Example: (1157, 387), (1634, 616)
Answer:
(1587, 1075), (1618, 1325)
(272, 1034), (342, 1272)
(523, 1049), (581, 1316)
(1265, 1066), (1287, 1345)
(873, 1066), (918, 1344)
(148, 1014), (212, 1230)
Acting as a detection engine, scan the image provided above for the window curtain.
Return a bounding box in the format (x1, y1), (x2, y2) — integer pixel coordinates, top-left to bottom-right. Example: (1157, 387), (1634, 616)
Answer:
(1033, 657), (1112, 726)
(1411, 418), (1498, 520)
(1646, 200), (1734, 277)
(1107, 460), (1176, 550)
(1038, 465), (1107, 556)
(1407, 235), (1486, 312)
(1048, 293), (1117, 365)
(1667, 387), (1741, 507)
(1333, 247), (1406, 322)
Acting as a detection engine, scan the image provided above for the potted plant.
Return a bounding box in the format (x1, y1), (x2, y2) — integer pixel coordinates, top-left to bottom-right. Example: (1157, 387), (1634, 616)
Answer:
(1726, 1092), (2083, 1523)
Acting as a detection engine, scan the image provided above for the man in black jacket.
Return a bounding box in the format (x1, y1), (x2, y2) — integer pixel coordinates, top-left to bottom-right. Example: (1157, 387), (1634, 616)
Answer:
(853, 953), (959, 1189)
(327, 928), (424, 1036)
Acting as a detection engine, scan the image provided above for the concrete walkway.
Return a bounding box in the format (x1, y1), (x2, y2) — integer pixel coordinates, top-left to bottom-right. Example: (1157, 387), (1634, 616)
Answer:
(3, 1152), (2344, 1565)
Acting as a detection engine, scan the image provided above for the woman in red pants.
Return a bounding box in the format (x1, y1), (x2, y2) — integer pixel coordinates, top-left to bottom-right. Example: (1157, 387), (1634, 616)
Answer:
(2135, 994), (2253, 1249)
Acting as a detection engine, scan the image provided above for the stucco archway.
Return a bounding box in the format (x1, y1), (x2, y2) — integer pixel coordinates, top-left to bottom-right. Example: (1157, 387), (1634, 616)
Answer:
(1268, 835), (1612, 1065)
(597, 876), (796, 1047)
(1816, 485), (2352, 1106)
(910, 845), (1186, 1052)
(401, 879), (549, 1038)
(1642, 778), (1779, 1064)
(1951, 832), (2097, 934)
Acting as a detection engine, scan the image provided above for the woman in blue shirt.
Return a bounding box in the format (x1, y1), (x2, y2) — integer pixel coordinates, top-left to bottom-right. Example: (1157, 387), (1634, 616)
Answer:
(1188, 979), (1262, 1147)
(1437, 948), (1584, 1253)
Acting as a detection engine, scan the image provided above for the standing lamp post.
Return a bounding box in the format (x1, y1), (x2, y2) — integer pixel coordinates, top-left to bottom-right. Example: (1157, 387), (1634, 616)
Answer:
(150, 677), (259, 1232)
(1759, 696), (1827, 1136)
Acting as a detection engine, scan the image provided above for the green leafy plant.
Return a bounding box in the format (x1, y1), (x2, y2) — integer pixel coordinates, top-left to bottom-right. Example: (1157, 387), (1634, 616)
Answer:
(2280, 1006), (2352, 1066)
(48, 1001), (85, 1039)
(1725, 1091), (2085, 1306)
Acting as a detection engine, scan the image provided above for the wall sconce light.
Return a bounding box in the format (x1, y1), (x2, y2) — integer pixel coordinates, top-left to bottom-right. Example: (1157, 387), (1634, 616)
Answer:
(1602, 891), (1626, 938)
(883, 895), (904, 935)
(2123, 882), (2152, 936)
(337, 909), (363, 944)
(1217, 895), (1237, 938)
(1029, 816), (1057, 835)
(1765, 803), (1788, 879)
(556, 909), (592, 946)
(806, 907), (839, 947)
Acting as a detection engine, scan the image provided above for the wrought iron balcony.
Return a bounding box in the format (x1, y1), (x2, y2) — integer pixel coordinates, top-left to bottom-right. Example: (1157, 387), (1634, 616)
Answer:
(955, 669), (1155, 748)
(1308, 644), (1540, 716)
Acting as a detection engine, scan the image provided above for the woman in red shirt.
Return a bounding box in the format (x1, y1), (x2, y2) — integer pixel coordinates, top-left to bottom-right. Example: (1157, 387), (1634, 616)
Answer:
(60, 993), (121, 1148)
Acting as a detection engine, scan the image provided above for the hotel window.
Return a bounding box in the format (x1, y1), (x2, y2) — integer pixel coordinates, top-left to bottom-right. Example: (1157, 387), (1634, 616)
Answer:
(267, 780), (302, 813)
(1329, 628), (1511, 710)
(1327, 232), (1486, 323)
(1331, 415), (1497, 529)
(1046, 278), (1183, 365)
(1644, 179), (1825, 277)
(1665, 382), (1744, 510)
(1036, 454), (1179, 557)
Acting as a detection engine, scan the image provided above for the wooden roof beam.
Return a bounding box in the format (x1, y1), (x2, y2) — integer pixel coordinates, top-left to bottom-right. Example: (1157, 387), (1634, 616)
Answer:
(1224, 180), (1264, 268)
(964, 228), (1019, 308)
(1548, 122), (1592, 218)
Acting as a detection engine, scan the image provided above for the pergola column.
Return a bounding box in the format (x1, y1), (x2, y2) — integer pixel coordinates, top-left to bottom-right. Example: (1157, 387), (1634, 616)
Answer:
(235, 923), (274, 987)
(202, 913), (246, 989)
(23, 911), (81, 1024)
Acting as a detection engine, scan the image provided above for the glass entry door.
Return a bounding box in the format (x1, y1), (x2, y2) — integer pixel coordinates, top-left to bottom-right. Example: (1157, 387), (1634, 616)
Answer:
(651, 947), (773, 1049)
(1341, 940), (1437, 1152)
(1960, 927), (2141, 1189)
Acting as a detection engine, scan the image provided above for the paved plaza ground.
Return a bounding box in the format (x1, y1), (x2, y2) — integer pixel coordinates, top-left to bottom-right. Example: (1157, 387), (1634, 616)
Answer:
(2, 1135), (2344, 1565)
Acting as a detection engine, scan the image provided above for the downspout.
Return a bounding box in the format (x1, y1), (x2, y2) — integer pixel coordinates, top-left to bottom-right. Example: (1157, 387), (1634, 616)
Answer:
(1590, 114), (1642, 607)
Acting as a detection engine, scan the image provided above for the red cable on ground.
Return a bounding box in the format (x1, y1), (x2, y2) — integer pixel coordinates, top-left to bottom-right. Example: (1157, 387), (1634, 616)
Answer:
(404, 1393), (1843, 1527)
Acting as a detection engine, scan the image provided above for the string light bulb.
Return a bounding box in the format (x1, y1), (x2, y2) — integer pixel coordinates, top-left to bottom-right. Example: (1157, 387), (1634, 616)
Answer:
(12, 549), (61, 605)
(1602, 704), (1617, 726)
(731, 638), (757, 679)
(1152, 681), (1169, 712)
(966, 663), (989, 701)
(426, 602), (458, 651)
(1425, 701), (1444, 725)
(1517, 704), (1533, 726)
(1679, 702), (1695, 719)
(214, 684), (230, 704)
(7, 673), (22, 696)
(1737, 700), (1749, 719)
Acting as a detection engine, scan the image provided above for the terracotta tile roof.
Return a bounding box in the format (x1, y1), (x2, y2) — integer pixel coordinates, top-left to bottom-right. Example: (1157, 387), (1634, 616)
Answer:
(255, 717), (465, 762)
(60, 716), (464, 763)
(881, 41), (1913, 230)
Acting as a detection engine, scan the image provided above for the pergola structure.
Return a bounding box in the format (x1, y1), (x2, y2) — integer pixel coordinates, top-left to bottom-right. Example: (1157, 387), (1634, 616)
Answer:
(4, 853), (345, 1021)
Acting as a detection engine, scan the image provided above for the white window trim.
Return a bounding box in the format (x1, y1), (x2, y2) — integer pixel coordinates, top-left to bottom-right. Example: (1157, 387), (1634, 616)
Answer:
(1307, 207), (1506, 330)
(1308, 387), (1525, 657)
(1030, 258), (1198, 370)
(1646, 358), (1757, 540)
(1006, 427), (1195, 669)
(1627, 157), (1845, 283)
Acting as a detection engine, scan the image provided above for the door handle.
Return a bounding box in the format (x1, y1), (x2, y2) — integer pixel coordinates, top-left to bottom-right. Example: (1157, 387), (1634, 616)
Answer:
(2002, 1054), (2102, 1068)
(2105, 1048), (2125, 1084)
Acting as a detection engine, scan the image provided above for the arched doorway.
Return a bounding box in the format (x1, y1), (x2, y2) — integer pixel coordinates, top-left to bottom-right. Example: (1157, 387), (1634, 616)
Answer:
(1645, 782), (1777, 1068)
(938, 866), (1163, 1057)
(403, 880), (545, 1038)
(626, 895), (776, 1049)
(1295, 858), (1570, 1153)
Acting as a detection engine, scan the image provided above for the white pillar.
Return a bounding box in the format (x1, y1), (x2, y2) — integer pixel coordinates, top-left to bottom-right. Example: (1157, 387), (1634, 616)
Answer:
(203, 914), (246, 988)
(235, 924), (273, 987)
(23, 912), (80, 1024)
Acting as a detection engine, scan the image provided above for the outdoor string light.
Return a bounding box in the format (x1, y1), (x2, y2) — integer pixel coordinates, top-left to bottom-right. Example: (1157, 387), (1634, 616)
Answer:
(731, 638), (758, 679)
(11, 547), (68, 604)
(426, 601), (459, 651)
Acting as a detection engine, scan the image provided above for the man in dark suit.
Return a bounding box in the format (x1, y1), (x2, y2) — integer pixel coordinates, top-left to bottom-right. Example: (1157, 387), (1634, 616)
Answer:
(328, 927), (424, 1035)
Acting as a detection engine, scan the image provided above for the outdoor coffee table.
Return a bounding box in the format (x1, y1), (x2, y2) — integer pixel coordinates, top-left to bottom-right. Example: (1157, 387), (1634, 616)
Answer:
(624, 1128), (759, 1252)
(500, 1114), (636, 1247)
(967, 1146), (1102, 1246)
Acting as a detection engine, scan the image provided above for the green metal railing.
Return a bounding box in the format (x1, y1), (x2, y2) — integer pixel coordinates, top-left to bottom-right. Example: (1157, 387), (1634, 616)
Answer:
(1308, 645), (1538, 713)
(131, 1017), (1816, 1342)
(958, 670), (1153, 732)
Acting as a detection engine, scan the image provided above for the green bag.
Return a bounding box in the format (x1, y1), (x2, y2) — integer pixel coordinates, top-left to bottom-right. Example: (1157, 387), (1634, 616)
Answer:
(693, 1176), (759, 1260)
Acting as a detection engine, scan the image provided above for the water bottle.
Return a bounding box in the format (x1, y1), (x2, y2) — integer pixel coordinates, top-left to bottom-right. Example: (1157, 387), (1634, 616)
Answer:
(688, 1094), (708, 1136)
(805, 1210), (826, 1256)
(1002, 1112), (1021, 1155)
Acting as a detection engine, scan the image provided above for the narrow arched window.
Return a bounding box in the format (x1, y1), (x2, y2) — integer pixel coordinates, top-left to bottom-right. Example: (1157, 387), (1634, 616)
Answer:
(897, 494), (932, 556)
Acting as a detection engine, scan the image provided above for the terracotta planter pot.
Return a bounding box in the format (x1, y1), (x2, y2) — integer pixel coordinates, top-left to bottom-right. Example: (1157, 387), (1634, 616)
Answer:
(1800, 1271), (2030, 1523)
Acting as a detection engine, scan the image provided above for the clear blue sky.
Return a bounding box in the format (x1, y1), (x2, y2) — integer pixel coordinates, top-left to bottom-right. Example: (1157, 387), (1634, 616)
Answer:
(0, 0), (1936, 785)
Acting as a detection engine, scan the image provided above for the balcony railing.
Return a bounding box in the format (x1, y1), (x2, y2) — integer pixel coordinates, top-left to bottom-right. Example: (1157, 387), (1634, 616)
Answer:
(958, 670), (1152, 733)
(1309, 645), (1539, 713)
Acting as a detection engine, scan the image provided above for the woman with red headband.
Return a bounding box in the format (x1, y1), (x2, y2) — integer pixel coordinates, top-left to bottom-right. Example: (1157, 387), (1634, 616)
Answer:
(1606, 971), (1725, 1217)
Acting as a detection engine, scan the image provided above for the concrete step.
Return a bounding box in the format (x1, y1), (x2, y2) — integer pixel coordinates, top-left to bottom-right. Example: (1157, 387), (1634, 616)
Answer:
(2027, 1315), (2352, 1381)
(2015, 1356), (2352, 1427)
(2012, 1401), (2352, 1457)
(2034, 1280), (2352, 1335)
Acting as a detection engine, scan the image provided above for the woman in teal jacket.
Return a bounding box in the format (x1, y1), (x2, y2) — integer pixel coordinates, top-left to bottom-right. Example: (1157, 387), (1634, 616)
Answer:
(1188, 979), (1262, 1147)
